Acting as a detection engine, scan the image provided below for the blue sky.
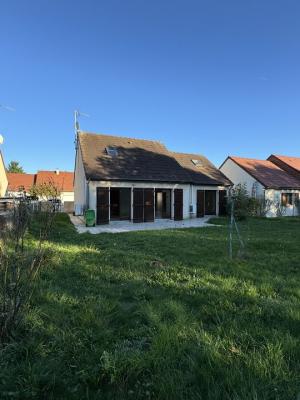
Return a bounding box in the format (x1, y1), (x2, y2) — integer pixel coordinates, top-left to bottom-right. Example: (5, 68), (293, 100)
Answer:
(0, 0), (299, 173)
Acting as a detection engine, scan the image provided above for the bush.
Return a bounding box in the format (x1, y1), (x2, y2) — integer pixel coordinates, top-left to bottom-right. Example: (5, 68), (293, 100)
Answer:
(229, 184), (265, 220)
(0, 199), (56, 343)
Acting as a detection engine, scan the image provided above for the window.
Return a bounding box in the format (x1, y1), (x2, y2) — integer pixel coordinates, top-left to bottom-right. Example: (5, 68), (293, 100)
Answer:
(191, 159), (203, 167)
(106, 147), (118, 156)
(281, 193), (293, 206)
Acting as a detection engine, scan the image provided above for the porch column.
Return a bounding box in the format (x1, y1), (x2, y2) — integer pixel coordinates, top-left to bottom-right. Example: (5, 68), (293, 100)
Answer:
(216, 190), (220, 217)
(171, 188), (174, 219)
(108, 186), (111, 223)
(130, 186), (134, 222)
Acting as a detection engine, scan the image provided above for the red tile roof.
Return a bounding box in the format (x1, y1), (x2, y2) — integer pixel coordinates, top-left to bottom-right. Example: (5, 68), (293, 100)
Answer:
(269, 155), (300, 172)
(229, 156), (300, 189)
(35, 171), (74, 192)
(7, 173), (36, 192)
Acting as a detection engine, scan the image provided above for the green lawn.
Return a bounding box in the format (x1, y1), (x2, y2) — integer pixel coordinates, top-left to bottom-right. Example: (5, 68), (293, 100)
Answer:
(1, 214), (299, 400)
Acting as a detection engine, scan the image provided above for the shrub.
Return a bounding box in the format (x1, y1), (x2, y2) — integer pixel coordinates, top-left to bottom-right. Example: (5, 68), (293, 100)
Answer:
(0, 198), (56, 343)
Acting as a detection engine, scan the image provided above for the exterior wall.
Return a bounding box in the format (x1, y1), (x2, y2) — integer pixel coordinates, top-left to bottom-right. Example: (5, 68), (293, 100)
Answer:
(220, 158), (265, 197)
(74, 145), (87, 215)
(88, 180), (191, 220)
(88, 180), (227, 222)
(61, 191), (74, 202)
(265, 189), (300, 217)
(190, 185), (228, 217)
(0, 153), (8, 197)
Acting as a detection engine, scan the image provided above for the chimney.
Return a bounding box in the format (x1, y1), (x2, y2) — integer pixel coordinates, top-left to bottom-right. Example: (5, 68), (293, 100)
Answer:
(55, 169), (59, 175)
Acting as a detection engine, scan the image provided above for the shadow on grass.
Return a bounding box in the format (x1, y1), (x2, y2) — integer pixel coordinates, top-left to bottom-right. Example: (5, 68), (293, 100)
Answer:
(2, 213), (298, 399)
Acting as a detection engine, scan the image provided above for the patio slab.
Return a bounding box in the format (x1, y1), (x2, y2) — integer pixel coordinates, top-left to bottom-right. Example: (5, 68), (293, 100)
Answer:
(69, 214), (216, 234)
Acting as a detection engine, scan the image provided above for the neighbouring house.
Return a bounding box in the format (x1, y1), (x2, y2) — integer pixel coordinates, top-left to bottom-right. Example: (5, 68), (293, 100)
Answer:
(0, 151), (8, 197)
(7, 170), (74, 212)
(220, 156), (300, 217)
(74, 131), (231, 224)
(7, 172), (36, 197)
(35, 170), (74, 205)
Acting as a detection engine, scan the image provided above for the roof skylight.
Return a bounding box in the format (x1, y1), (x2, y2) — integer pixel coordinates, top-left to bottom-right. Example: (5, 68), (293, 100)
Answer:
(106, 147), (118, 156)
(191, 159), (203, 167)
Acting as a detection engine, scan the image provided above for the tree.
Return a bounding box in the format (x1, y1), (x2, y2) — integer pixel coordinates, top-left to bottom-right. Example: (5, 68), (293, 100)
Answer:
(7, 161), (25, 173)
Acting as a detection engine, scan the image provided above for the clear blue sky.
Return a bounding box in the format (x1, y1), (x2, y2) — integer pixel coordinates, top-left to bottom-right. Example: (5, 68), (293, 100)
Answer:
(1, 0), (299, 173)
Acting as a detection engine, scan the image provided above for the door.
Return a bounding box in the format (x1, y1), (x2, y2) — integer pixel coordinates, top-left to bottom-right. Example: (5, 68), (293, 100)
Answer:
(144, 189), (154, 222)
(155, 191), (163, 218)
(110, 188), (120, 220)
(205, 190), (216, 215)
(119, 188), (131, 220)
(133, 188), (144, 222)
(219, 190), (227, 216)
(174, 189), (183, 220)
(96, 187), (109, 224)
(197, 190), (205, 217)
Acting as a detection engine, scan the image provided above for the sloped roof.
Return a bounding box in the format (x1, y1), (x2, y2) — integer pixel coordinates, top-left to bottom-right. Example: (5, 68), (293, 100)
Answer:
(78, 132), (190, 183)
(172, 152), (232, 185)
(7, 173), (36, 192)
(7, 171), (74, 193)
(268, 154), (300, 173)
(228, 156), (300, 189)
(78, 131), (230, 185)
(36, 171), (74, 192)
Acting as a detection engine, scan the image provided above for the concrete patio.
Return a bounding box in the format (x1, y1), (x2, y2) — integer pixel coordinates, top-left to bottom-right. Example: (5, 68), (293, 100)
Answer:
(69, 214), (215, 234)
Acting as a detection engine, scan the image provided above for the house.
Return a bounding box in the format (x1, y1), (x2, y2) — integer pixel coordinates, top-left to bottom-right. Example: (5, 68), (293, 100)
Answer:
(220, 156), (300, 217)
(0, 151), (8, 197)
(35, 170), (74, 204)
(7, 170), (74, 211)
(74, 131), (231, 224)
(7, 172), (36, 197)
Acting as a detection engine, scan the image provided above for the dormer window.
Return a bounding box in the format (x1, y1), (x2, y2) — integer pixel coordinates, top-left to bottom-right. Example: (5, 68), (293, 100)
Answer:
(106, 147), (118, 156)
(191, 159), (202, 167)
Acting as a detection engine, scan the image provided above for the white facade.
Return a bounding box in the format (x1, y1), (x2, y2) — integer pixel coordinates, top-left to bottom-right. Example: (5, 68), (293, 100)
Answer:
(74, 145), (88, 215)
(220, 158), (265, 197)
(87, 180), (226, 220)
(265, 189), (300, 217)
(220, 158), (300, 217)
(60, 191), (74, 202)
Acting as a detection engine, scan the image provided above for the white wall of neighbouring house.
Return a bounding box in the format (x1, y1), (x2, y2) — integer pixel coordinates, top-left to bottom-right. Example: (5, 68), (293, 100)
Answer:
(74, 145), (87, 215)
(0, 152), (8, 197)
(61, 191), (74, 202)
(220, 158), (265, 197)
(265, 189), (300, 217)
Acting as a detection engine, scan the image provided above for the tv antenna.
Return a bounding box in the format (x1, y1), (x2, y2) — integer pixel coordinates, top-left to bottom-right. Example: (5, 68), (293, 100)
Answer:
(74, 109), (89, 148)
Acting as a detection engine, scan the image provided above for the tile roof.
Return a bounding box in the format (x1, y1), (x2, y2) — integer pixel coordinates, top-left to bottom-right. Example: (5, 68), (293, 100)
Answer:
(78, 131), (230, 186)
(7, 171), (74, 193)
(78, 132), (190, 183)
(229, 156), (300, 189)
(268, 154), (300, 173)
(172, 152), (232, 186)
(36, 171), (74, 192)
(7, 173), (36, 192)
